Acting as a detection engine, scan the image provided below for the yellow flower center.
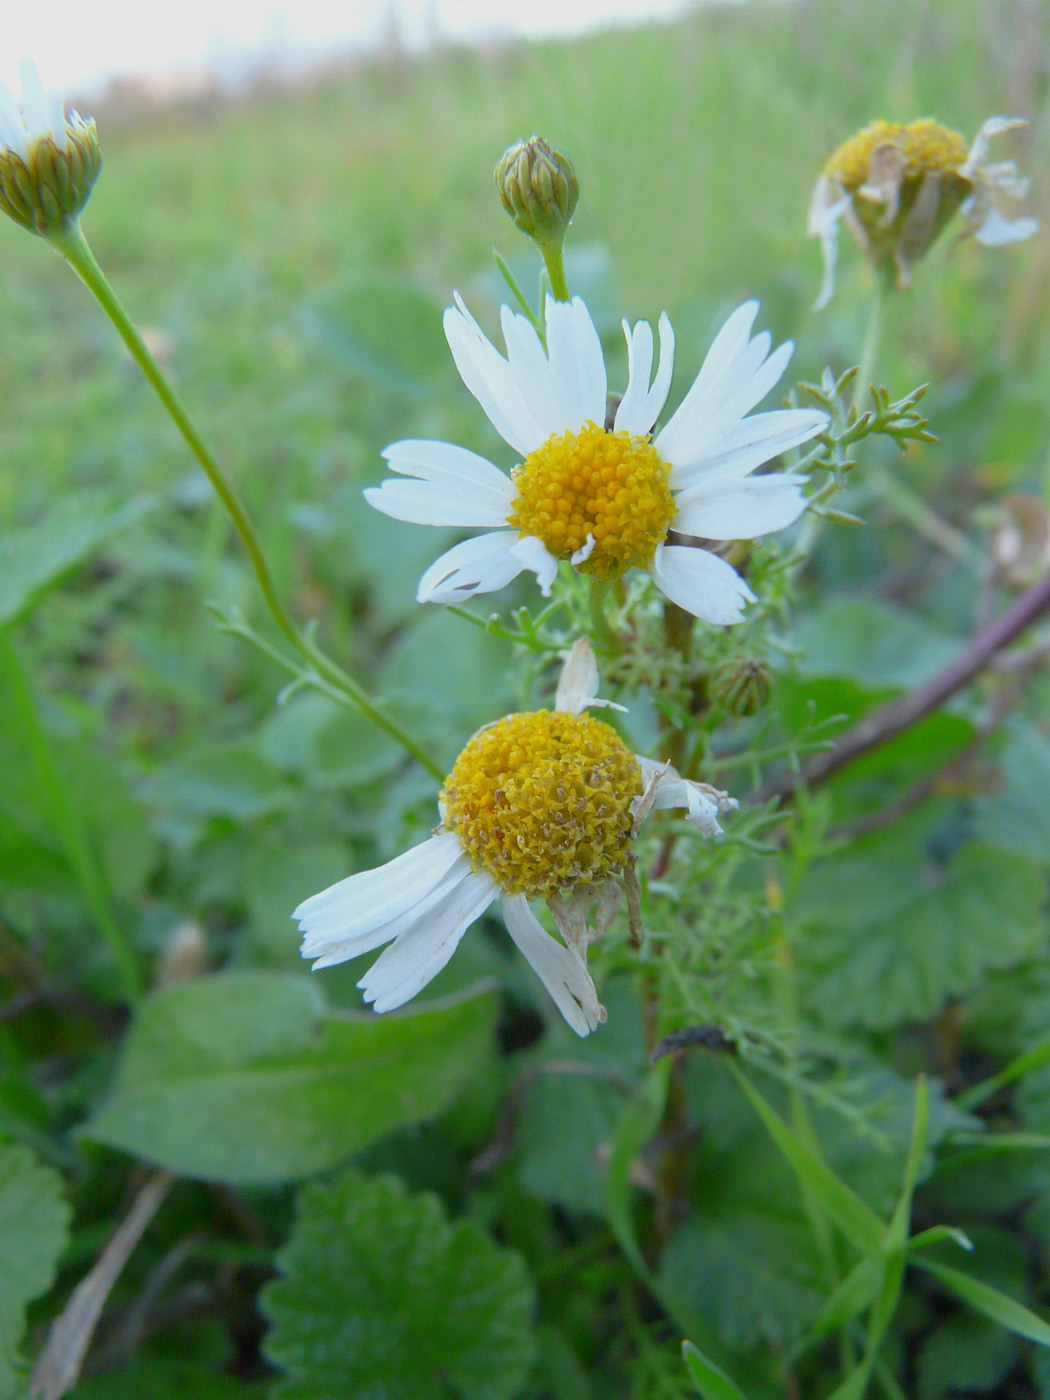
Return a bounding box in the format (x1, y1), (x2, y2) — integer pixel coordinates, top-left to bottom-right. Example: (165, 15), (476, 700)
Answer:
(507, 421), (676, 582)
(440, 708), (642, 900)
(824, 119), (970, 188)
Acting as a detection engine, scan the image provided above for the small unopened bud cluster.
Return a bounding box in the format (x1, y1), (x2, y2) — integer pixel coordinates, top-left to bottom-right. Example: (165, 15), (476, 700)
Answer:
(495, 136), (579, 251)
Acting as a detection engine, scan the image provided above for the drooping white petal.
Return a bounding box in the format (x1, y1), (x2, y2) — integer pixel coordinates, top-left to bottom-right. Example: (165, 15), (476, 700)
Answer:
(295, 831), (463, 947)
(502, 893), (605, 1036)
(635, 758), (733, 838)
(971, 206), (1039, 246)
(417, 530), (544, 604)
(615, 312), (675, 436)
(359, 870), (499, 1012)
(808, 175), (851, 311)
(365, 440), (514, 527)
(444, 296), (546, 457)
(544, 295), (608, 431)
(673, 473), (809, 540)
(960, 116), (1027, 179)
(669, 409), (828, 489)
(511, 534), (560, 596)
(650, 542), (756, 625)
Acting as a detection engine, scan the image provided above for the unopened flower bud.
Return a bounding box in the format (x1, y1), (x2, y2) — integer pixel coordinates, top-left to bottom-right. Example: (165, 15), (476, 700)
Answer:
(0, 61), (101, 236)
(495, 136), (579, 251)
(712, 658), (772, 717)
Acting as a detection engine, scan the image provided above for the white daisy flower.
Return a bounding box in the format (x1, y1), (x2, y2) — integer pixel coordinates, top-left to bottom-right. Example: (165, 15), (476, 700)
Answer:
(363, 295), (827, 626)
(810, 116), (1038, 310)
(0, 60), (100, 235)
(293, 640), (735, 1037)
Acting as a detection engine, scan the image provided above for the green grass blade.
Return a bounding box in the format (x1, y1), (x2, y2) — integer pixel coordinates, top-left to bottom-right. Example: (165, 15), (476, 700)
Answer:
(731, 1067), (883, 1255)
(682, 1342), (749, 1400)
(915, 1259), (1050, 1345)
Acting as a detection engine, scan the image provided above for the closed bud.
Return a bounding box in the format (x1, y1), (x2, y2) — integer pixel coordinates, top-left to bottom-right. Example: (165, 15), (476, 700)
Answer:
(495, 136), (579, 252)
(0, 61), (101, 236)
(712, 658), (772, 717)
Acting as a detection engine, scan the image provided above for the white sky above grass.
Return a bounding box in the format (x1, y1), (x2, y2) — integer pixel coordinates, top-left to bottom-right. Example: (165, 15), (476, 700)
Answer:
(2, 0), (696, 97)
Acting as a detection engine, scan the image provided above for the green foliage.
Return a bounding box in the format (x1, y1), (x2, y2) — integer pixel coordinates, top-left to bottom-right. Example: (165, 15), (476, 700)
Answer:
(86, 973), (497, 1182)
(261, 1170), (536, 1400)
(0, 1145), (71, 1399)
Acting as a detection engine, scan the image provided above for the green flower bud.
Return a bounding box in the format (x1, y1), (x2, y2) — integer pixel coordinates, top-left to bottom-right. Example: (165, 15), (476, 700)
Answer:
(495, 136), (579, 252)
(0, 62), (101, 236)
(712, 658), (773, 717)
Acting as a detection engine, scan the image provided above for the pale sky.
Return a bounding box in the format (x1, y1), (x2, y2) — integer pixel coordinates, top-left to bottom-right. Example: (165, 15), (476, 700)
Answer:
(2, 0), (692, 97)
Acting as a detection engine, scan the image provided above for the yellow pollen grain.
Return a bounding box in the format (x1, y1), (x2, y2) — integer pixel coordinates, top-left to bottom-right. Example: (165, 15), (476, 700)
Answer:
(825, 119), (971, 189)
(440, 709), (642, 900)
(507, 421), (676, 582)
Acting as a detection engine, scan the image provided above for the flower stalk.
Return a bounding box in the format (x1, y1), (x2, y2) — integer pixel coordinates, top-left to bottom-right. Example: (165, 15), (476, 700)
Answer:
(50, 221), (443, 781)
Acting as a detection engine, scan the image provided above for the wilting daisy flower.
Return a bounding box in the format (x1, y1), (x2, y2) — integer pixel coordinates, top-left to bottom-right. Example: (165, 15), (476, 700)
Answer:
(809, 116), (1039, 309)
(294, 640), (735, 1036)
(0, 60), (100, 236)
(364, 296), (827, 626)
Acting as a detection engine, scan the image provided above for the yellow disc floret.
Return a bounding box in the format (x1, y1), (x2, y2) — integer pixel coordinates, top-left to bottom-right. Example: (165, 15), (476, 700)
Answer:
(441, 708), (642, 900)
(507, 421), (676, 582)
(825, 119), (970, 189)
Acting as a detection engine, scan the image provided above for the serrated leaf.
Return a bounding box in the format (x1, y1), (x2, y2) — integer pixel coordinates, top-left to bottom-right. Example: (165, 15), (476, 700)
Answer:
(797, 839), (1047, 1031)
(261, 1170), (535, 1400)
(0, 492), (154, 628)
(0, 1145), (71, 1399)
(973, 723), (1050, 861)
(85, 971), (496, 1183)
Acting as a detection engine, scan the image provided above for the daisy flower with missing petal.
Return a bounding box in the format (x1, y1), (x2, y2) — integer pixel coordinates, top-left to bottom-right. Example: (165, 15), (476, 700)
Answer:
(364, 296), (828, 626)
(293, 641), (735, 1037)
(809, 116), (1039, 309)
(0, 60), (100, 236)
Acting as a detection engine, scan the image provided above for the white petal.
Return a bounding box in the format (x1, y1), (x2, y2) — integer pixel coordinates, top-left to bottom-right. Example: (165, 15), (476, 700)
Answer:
(545, 295), (608, 431)
(499, 305), (565, 440)
(365, 440), (514, 527)
(295, 831), (463, 940)
(417, 530), (529, 604)
(669, 409), (827, 489)
(45, 87), (67, 150)
(510, 534), (559, 597)
(650, 542), (755, 625)
(673, 473), (809, 540)
(555, 638), (601, 715)
(18, 60), (49, 143)
(615, 312), (675, 436)
(358, 870), (498, 1012)
(444, 296), (546, 456)
(635, 759), (727, 837)
(654, 301), (760, 465)
(960, 116), (1027, 178)
(502, 893), (604, 1036)
(973, 207), (1039, 246)
(0, 79), (27, 161)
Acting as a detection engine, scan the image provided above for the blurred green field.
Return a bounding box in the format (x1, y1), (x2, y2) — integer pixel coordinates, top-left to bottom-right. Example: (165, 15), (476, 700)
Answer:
(3, 1), (1050, 1394)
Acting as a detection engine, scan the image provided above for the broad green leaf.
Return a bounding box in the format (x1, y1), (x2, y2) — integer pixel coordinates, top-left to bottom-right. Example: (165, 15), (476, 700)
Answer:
(0, 1145), (71, 1400)
(787, 1256), (882, 1363)
(682, 1341), (749, 1400)
(85, 971), (496, 1183)
(914, 1315), (1016, 1400)
(0, 492), (153, 628)
(732, 1069), (883, 1256)
(261, 1170), (535, 1400)
(604, 1063), (669, 1281)
(148, 745), (291, 823)
(516, 1073), (626, 1215)
(973, 723), (1050, 861)
(915, 1259), (1050, 1346)
(797, 838), (1047, 1031)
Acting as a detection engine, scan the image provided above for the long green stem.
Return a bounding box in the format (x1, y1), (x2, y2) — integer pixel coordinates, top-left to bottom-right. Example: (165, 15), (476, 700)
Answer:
(0, 629), (141, 999)
(50, 220), (443, 781)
